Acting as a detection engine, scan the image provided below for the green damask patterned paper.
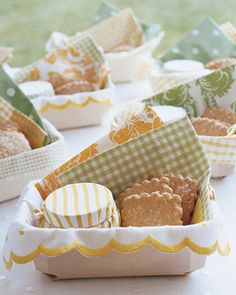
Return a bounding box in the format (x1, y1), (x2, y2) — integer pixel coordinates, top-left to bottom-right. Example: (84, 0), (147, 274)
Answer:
(143, 64), (236, 117)
(89, 2), (161, 41)
(161, 18), (236, 64)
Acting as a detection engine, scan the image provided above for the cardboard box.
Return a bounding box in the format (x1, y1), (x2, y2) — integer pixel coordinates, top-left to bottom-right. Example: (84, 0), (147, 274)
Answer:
(34, 248), (206, 279)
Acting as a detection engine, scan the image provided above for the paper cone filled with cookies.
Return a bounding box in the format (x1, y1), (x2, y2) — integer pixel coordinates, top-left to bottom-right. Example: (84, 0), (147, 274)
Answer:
(3, 106), (229, 278)
(13, 36), (114, 130)
(0, 69), (66, 201)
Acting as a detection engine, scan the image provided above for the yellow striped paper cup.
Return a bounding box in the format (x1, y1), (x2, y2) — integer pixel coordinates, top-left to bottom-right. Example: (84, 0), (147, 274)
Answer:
(41, 183), (119, 228)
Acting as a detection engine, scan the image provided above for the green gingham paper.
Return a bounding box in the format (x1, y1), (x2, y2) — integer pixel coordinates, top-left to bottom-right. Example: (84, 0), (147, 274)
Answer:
(15, 36), (105, 84)
(143, 64), (236, 165)
(161, 17), (236, 64)
(0, 69), (46, 130)
(57, 117), (212, 221)
(89, 2), (161, 41)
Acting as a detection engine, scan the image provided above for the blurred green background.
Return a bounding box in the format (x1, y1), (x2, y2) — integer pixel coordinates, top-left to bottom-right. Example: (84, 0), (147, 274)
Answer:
(1, 0), (236, 66)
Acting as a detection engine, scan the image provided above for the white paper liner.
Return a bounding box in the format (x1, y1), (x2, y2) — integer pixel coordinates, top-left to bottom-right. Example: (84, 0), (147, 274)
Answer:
(2, 181), (230, 272)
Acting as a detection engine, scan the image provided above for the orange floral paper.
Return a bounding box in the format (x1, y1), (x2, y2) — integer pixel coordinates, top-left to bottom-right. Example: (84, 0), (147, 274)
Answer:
(35, 106), (164, 199)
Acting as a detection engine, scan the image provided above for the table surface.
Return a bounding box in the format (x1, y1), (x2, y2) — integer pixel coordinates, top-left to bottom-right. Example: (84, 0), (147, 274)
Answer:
(0, 81), (236, 295)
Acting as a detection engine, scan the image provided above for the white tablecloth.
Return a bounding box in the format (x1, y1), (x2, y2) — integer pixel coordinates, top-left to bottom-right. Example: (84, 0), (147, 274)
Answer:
(0, 80), (235, 295)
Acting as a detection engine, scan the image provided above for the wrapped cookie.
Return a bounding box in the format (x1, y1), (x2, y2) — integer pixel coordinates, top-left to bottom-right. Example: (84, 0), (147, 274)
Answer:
(38, 183), (120, 228)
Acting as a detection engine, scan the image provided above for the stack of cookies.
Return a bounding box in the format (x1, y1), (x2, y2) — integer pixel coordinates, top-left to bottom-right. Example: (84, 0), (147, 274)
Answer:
(119, 174), (198, 227)
(191, 106), (236, 136)
(0, 120), (31, 160)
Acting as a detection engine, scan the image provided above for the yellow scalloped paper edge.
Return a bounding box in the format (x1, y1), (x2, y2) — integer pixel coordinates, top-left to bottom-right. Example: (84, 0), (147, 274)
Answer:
(4, 235), (230, 271)
(38, 97), (113, 113)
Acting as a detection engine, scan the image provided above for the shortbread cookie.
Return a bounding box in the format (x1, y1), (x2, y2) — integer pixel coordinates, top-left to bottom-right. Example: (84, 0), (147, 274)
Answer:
(55, 80), (95, 95)
(205, 58), (236, 70)
(202, 106), (236, 126)
(121, 191), (183, 227)
(119, 177), (173, 209)
(161, 174), (198, 225)
(191, 117), (228, 136)
(0, 130), (31, 160)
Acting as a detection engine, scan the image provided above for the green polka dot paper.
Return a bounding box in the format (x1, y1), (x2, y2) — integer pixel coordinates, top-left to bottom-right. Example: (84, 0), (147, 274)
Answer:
(0, 68), (45, 131)
(161, 17), (236, 64)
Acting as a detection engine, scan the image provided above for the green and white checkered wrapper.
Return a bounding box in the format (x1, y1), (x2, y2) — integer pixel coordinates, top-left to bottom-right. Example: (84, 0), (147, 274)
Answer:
(57, 117), (212, 221)
(89, 2), (161, 41)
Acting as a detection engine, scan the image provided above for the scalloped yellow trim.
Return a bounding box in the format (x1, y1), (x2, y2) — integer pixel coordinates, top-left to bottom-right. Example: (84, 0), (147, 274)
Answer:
(4, 235), (230, 271)
(38, 97), (113, 113)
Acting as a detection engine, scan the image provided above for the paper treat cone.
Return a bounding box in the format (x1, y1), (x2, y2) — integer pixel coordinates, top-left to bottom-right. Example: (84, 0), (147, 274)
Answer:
(89, 2), (161, 41)
(144, 64), (236, 176)
(72, 8), (144, 53)
(160, 17), (236, 63)
(0, 69), (46, 130)
(35, 106), (164, 198)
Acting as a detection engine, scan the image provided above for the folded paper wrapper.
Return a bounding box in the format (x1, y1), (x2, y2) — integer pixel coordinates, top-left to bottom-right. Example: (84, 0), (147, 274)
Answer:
(145, 64), (236, 177)
(0, 96), (49, 148)
(69, 8), (164, 82)
(14, 37), (114, 130)
(0, 69), (46, 131)
(0, 119), (66, 202)
(2, 107), (230, 278)
(39, 183), (120, 229)
(160, 17), (236, 64)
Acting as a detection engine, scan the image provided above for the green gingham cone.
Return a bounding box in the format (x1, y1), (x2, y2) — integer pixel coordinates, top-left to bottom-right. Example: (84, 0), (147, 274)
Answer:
(57, 117), (212, 222)
(89, 2), (161, 41)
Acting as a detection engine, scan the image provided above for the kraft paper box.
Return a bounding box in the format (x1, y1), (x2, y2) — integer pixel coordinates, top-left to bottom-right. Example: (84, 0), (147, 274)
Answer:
(2, 108), (229, 279)
(14, 37), (114, 130)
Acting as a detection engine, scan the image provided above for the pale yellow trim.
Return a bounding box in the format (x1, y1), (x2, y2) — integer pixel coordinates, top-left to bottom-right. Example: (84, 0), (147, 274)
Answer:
(62, 187), (73, 228)
(4, 236), (231, 271)
(93, 184), (101, 221)
(205, 149), (236, 157)
(201, 140), (236, 149)
(105, 189), (111, 223)
(52, 191), (64, 228)
(38, 97), (113, 113)
(82, 183), (92, 227)
(72, 184), (83, 228)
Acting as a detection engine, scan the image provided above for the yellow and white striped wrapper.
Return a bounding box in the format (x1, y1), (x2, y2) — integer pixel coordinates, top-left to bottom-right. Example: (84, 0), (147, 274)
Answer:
(41, 183), (120, 228)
